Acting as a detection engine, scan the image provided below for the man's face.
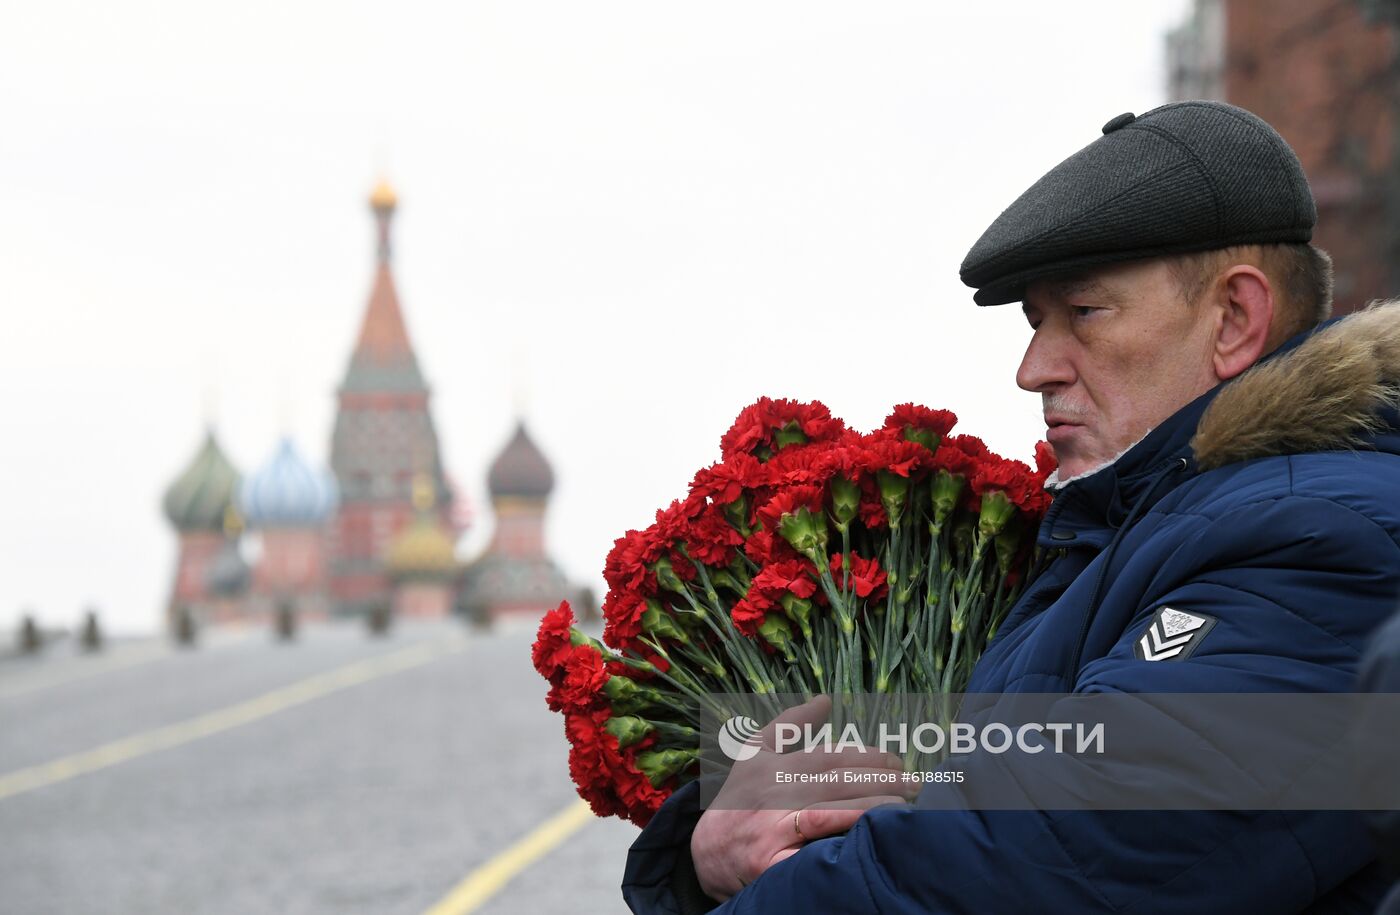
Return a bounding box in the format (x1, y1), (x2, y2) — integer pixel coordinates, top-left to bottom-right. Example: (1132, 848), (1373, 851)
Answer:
(1018, 258), (1221, 480)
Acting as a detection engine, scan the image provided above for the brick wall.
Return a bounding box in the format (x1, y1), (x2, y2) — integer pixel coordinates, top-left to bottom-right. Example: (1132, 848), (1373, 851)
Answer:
(1171, 0), (1400, 312)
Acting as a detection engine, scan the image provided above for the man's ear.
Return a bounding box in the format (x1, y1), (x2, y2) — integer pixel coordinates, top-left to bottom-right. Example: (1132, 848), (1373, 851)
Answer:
(1212, 265), (1274, 381)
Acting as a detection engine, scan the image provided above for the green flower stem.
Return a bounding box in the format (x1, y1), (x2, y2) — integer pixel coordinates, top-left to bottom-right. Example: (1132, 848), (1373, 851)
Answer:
(672, 582), (776, 692)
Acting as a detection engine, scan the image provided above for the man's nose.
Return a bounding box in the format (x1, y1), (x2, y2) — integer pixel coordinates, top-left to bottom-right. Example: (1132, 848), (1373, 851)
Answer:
(1016, 327), (1077, 393)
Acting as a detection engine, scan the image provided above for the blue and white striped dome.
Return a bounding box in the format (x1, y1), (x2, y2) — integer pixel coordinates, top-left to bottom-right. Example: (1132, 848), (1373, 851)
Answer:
(238, 438), (338, 528)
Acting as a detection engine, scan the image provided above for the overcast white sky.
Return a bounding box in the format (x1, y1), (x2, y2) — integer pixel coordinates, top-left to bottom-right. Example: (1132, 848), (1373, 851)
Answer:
(0, 1), (1192, 635)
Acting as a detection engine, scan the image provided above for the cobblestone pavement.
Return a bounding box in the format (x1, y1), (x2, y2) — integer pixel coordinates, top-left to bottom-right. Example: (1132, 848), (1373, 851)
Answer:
(0, 619), (641, 914)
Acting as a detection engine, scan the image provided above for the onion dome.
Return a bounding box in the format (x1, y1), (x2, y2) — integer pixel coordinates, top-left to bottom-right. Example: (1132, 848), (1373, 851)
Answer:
(238, 438), (339, 528)
(206, 535), (251, 597)
(164, 431), (241, 533)
(386, 475), (458, 579)
(487, 422), (554, 500)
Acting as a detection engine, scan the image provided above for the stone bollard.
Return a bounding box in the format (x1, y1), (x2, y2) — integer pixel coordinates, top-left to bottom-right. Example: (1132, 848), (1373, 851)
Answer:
(174, 605), (198, 648)
(80, 609), (103, 653)
(274, 600), (297, 642)
(577, 587), (600, 623)
(367, 602), (391, 637)
(18, 614), (41, 655)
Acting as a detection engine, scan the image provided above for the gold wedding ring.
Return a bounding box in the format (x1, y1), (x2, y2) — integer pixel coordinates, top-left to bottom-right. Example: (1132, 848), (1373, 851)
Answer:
(793, 808), (808, 843)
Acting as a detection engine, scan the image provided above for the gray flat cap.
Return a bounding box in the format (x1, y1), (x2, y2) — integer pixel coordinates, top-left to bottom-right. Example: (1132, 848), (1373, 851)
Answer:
(960, 100), (1316, 306)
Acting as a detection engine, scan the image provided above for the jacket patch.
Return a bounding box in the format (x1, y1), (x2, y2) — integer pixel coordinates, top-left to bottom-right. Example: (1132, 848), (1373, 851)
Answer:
(1134, 607), (1217, 661)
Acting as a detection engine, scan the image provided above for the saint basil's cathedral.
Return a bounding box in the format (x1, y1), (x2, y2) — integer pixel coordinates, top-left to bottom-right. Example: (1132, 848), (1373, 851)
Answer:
(160, 181), (586, 631)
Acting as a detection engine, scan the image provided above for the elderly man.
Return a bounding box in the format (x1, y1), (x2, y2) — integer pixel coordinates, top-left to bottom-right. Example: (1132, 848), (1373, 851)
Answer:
(622, 101), (1400, 913)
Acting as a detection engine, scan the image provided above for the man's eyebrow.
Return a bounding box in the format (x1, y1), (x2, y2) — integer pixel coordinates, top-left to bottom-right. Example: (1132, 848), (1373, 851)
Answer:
(1048, 276), (1124, 304)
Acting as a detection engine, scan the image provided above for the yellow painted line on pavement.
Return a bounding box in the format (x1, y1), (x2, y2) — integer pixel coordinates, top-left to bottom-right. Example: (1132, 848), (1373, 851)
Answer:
(422, 799), (594, 915)
(0, 637), (465, 802)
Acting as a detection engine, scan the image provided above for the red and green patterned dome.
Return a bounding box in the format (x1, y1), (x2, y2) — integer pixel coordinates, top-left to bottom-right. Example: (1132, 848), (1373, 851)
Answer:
(163, 430), (241, 533)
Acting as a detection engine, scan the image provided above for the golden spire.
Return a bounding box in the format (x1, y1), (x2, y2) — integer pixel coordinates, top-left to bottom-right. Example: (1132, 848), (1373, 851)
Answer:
(222, 503), (244, 537)
(369, 177), (398, 212)
(411, 472), (435, 512)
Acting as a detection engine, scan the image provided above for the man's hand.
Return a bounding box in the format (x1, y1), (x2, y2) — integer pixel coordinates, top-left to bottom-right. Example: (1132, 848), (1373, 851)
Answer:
(690, 695), (914, 902)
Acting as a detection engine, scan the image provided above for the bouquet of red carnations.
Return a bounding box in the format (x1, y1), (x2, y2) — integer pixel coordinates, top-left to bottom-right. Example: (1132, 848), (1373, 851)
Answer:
(532, 398), (1056, 825)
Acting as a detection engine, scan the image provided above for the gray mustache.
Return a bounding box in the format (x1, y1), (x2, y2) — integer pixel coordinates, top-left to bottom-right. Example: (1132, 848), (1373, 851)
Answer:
(1041, 396), (1091, 421)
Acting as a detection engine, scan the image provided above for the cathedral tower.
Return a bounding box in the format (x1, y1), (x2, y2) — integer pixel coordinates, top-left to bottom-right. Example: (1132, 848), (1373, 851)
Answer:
(326, 181), (454, 616)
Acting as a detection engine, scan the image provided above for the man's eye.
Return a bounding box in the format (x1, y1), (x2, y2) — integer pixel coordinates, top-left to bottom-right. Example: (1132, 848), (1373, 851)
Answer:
(1072, 306), (1098, 318)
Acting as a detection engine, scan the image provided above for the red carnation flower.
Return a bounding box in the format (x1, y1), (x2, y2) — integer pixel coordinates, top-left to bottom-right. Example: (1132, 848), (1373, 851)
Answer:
(750, 558), (819, 601)
(754, 484), (825, 533)
(970, 459), (1023, 496)
(602, 591), (647, 655)
(970, 457), (1050, 517)
(881, 404), (958, 449)
(720, 398), (845, 461)
(616, 747), (673, 826)
(566, 707), (626, 818)
(547, 643), (610, 712)
(744, 527), (799, 565)
(532, 601), (577, 684)
(830, 552), (888, 601)
(1034, 440), (1057, 481)
(732, 593), (774, 637)
(689, 452), (764, 505)
(857, 478), (889, 529)
(857, 436), (936, 478)
(947, 434), (992, 461)
(763, 443), (841, 488)
(934, 441), (982, 477)
(677, 504), (746, 567)
(604, 528), (663, 595)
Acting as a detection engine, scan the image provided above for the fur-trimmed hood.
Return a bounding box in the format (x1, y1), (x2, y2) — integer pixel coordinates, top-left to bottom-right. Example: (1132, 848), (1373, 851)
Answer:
(1192, 299), (1400, 471)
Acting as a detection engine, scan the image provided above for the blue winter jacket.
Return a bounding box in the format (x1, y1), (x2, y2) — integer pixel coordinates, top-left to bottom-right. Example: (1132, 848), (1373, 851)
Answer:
(1359, 610), (1400, 914)
(622, 302), (1400, 914)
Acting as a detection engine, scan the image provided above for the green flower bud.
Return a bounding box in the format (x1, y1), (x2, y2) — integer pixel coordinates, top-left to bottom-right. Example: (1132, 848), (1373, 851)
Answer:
(773, 420), (808, 450)
(779, 592), (814, 640)
(650, 556), (688, 594)
(604, 673), (666, 713)
(641, 600), (688, 644)
(952, 518), (975, 557)
(652, 720), (699, 742)
(635, 748), (700, 787)
(930, 470), (965, 526)
(708, 568), (744, 596)
(830, 475), (860, 527)
(778, 506), (828, 558)
(605, 715), (656, 748)
(567, 628), (611, 656)
(877, 471), (910, 526)
(757, 614), (796, 659)
(727, 556), (753, 589)
(978, 490), (1016, 537)
(994, 515), (1023, 574)
(903, 426), (942, 452)
(722, 494), (751, 535)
